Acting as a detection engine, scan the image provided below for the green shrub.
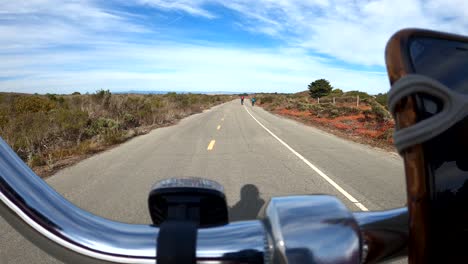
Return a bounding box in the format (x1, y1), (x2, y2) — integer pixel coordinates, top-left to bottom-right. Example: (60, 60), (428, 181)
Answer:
(121, 113), (139, 129)
(336, 106), (360, 116)
(86, 118), (119, 137)
(102, 128), (126, 145)
(343, 90), (371, 99)
(5, 112), (51, 160)
(378, 127), (394, 141)
(329, 88), (344, 96)
(12, 96), (56, 113)
(296, 102), (312, 111)
(0, 92), (231, 173)
(309, 104), (324, 116)
(309, 104), (360, 118)
(29, 154), (46, 167)
(368, 101), (391, 122)
(0, 109), (9, 128)
(260, 95), (274, 104)
(371, 104), (389, 122)
(150, 97), (165, 109)
(92, 89), (112, 108)
(375, 93), (388, 108)
(51, 108), (89, 141)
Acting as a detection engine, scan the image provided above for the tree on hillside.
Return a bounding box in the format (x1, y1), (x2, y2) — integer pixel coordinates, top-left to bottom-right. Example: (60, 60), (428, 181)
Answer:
(308, 79), (332, 98)
(330, 88), (344, 96)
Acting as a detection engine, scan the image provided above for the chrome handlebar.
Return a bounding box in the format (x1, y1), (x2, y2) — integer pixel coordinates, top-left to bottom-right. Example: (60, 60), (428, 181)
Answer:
(0, 138), (407, 264)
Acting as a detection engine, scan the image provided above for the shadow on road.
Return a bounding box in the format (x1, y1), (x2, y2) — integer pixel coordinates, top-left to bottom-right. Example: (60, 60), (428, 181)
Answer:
(229, 184), (265, 222)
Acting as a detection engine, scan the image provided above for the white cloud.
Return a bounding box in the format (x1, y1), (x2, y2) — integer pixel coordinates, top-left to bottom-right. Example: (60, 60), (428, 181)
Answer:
(0, 0), (146, 50)
(0, 43), (388, 94)
(1, 0), (466, 94)
(137, 0), (468, 66)
(137, 0), (216, 18)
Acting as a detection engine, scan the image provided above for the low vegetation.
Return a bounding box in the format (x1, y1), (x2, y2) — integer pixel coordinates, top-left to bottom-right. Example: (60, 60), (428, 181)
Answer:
(257, 79), (394, 150)
(0, 91), (232, 177)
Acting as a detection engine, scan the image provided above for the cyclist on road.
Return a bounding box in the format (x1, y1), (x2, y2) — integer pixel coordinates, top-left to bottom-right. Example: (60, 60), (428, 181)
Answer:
(240, 95), (244, 105)
(251, 97), (256, 106)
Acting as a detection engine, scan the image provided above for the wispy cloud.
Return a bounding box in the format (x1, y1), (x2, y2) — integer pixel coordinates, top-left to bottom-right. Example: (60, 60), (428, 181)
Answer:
(132, 0), (468, 66)
(0, 42), (388, 94)
(0, 0), (466, 94)
(137, 0), (216, 19)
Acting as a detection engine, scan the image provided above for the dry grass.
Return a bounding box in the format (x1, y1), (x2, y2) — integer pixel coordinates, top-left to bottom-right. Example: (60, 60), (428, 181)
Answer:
(257, 93), (395, 150)
(0, 91), (232, 177)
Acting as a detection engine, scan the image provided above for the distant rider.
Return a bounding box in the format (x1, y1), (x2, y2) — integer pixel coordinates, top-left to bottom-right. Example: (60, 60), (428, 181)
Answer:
(241, 96), (244, 105)
(251, 97), (256, 106)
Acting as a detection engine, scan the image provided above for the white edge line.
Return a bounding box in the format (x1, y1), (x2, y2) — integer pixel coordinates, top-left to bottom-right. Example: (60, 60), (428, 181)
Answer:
(243, 106), (369, 211)
(0, 192), (154, 263)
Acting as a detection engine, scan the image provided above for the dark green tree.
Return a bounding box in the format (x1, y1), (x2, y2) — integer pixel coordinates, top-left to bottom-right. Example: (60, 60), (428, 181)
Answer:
(308, 79), (333, 98)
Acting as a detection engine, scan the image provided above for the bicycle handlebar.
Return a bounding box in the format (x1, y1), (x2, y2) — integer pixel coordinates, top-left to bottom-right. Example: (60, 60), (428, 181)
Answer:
(0, 138), (407, 263)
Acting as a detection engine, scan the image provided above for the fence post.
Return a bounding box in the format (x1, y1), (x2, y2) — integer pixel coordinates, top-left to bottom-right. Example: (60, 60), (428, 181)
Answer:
(357, 95), (359, 107)
(333, 97), (335, 105)
(317, 97), (320, 104)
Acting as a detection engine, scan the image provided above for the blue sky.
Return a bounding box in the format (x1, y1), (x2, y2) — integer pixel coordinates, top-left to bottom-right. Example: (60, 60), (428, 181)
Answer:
(1, 0), (467, 94)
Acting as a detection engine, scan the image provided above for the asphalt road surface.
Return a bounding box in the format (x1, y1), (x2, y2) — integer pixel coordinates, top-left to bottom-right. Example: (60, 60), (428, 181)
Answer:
(0, 100), (406, 263)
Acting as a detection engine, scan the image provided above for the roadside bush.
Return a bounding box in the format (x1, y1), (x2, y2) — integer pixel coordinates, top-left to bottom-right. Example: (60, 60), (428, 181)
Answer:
(296, 102), (312, 111)
(12, 96), (56, 113)
(309, 104), (324, 115)
(87, 118), (119, 137)
(343, 90), (371, 99)
(0, 92), (231, 176)
(375, 93), (388, 109)
(51, 109), (89, 142)
(151, 96), (165, 109)
(378, 127), (394, 141)
(337, 106), (360, 116)
(46, 94), (65, 105)
(92, 89), (112, 109)
(121, 113), (139, 129)
(102, 128), (126, 145)
(29, 154), (47, 167)
(329, 88), (344, 96)
(0, 109), (9, 128)
(260, 95), (274, 104)
(309, 104), (360, 118)
(368, 101), (391, 122)
(4, 112), (51, 160)
(372, 105), (389, 122)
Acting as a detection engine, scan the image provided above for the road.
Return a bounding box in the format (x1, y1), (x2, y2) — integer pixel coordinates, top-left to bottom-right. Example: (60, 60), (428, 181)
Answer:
(0, 100), (406, 263)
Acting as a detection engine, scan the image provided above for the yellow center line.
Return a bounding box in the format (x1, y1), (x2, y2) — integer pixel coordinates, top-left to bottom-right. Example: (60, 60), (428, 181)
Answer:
(217, 125), (221, 130)
(207, 140), (216, 150)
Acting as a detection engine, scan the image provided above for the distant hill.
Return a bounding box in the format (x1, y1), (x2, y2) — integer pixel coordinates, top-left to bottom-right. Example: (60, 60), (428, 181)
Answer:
(115, 90), (243, 95)
(294, 90), (309, 97)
